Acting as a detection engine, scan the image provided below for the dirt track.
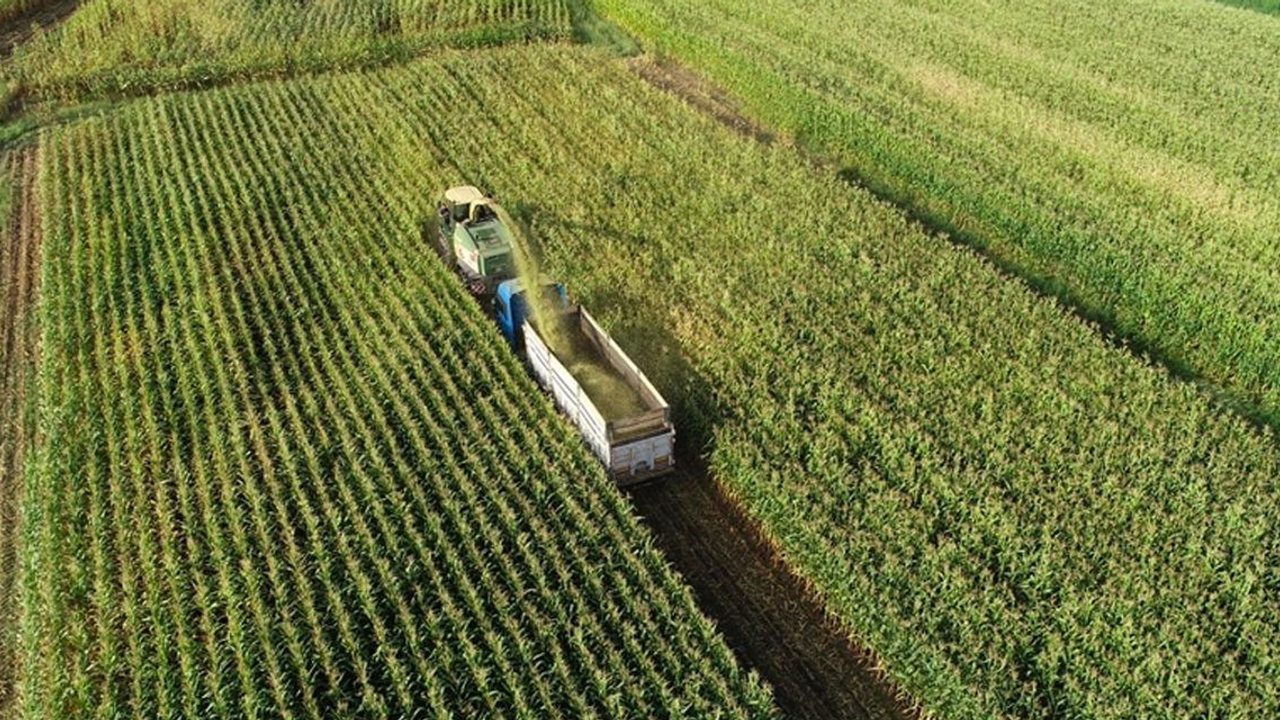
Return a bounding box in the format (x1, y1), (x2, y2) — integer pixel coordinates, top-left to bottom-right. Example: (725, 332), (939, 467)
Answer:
(628, 56), (776, 146)
(0, 146), (39, 715)
(629, 463), (916, 720)
(0, 0), (79, 57)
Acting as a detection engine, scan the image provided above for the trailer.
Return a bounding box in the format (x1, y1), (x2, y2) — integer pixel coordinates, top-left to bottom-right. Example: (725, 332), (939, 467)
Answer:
(495, 278), (675, 485)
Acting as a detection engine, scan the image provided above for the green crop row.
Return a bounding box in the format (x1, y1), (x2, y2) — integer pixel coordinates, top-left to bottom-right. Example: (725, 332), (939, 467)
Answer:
(238, 45), (1280, 718)
(18, 47), (775, 718)
(6, 0), (573, 100)
(594, 0), (1280, 431)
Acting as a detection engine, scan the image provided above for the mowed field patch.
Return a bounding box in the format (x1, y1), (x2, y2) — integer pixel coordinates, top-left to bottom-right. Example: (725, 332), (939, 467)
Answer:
(0, 145), (39, 717)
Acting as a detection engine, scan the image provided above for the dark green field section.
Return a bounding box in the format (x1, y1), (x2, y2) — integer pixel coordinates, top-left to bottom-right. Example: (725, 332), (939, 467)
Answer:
(596, 0), (1280, 433)
(18, 47), (776, 719)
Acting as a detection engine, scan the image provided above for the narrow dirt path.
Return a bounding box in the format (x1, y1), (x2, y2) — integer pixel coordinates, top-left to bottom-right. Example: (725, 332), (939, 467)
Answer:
(0, 0), (79, 58)
(628, 56), (776, 146)
(628, 461), (917, 720)
(0, 145), (39, 716)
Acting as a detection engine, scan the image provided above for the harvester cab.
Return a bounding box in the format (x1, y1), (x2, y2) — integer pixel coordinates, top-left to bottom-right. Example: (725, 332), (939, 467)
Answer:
(436, 185), (517, 296)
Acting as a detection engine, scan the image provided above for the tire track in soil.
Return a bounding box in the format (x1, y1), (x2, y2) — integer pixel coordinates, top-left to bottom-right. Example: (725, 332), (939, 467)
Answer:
(0, 145), (39, 717)
(628, 460), (918, 720)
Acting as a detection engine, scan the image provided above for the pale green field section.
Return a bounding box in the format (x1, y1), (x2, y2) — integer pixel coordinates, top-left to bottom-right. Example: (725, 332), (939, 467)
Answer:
(597, 0), (1280, 430)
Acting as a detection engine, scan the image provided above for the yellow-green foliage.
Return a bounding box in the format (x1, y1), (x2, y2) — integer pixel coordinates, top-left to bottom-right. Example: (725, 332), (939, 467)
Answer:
(8, 0), (573, 99)
(23, 46), (775, 718)
(596, 0), (1280, 430)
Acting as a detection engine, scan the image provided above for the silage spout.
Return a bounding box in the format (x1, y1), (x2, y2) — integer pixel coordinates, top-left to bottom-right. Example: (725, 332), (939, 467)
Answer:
(498, 204), (567, 350)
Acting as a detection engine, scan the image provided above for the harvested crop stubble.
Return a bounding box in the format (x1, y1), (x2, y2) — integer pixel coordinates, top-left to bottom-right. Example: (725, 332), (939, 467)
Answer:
(544, 313), (648, 421)
(596, 0), (1280, 430)
(21, 52), (776, 718)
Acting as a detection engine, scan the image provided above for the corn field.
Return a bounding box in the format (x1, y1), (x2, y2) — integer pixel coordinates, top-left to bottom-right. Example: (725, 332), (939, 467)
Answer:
(503, 53), (1280, 719)
(6, 0), (573, 99)
(142, 45), (1280, 719)
(596, 0), (1280, 432)
(14, 26), (1280, 720)
(19, 47), (776, 719)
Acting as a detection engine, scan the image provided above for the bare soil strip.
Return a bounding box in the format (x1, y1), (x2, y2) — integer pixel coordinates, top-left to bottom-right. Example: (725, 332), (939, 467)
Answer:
(629, 462), (918, 720)
(0, 146), (39, 716)
(0, 0), (79, 58)
(627, 56), (777, 145)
